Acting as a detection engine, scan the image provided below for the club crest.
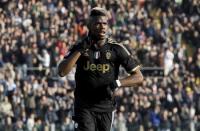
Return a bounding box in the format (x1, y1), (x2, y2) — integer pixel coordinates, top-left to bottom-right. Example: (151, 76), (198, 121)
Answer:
(106, 51), (111, 60)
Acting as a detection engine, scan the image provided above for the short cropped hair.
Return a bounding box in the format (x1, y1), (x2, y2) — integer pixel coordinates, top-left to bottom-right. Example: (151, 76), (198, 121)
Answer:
(90, 7), (108, 17)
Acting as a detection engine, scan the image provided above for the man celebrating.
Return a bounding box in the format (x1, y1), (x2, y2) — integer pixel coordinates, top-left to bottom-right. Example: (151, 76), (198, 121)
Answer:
(58, 7), (143, 131)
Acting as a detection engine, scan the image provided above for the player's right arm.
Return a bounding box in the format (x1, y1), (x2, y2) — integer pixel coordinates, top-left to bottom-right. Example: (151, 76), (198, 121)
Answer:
(58, 51), (81, 77)
(58, 39), (90, 77)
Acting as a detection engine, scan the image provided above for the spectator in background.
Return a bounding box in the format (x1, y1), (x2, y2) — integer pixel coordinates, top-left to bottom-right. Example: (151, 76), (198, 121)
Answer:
(26, 113), (35, 131)
(37, 49), (50, 68)
(0, 53), (4, 68)
(164, 47), (174, 75)
(115, 111), (127, 131)
(61, 116), (74, 131)
(44, 105), (58, 131)
(126, 111), (141, 131)
(0, 96), (13, 117)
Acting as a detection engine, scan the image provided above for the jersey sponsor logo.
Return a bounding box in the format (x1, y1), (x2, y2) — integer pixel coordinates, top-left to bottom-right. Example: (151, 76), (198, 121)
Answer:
(83, 61), (110, 73)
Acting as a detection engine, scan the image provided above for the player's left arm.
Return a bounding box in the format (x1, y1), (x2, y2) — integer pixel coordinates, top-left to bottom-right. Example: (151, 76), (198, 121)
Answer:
(119, 65), (143, 87)
(111, 43), (143, 89)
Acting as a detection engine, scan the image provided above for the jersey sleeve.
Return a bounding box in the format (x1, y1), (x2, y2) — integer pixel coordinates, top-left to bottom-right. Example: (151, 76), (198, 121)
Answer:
(64, 37), (89, 59)
(63, 43), (79, 59)
(114, 43), (138, 73)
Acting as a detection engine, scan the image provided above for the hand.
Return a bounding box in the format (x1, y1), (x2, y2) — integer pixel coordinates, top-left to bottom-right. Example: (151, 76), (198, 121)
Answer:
(105, 81), (119, 99)
(76, 41), (91, 54)
(109, 80), (118, 91)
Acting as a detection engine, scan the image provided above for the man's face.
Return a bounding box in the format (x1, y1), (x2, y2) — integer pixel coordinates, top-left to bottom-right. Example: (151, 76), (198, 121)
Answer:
(89, 16), (108, 40)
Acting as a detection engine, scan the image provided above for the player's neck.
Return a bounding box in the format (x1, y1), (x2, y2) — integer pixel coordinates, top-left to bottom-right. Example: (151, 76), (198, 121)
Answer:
(96, 39), (106, 47)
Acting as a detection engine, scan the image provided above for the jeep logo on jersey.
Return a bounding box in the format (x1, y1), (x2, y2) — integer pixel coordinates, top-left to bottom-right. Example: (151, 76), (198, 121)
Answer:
(83, 61), (110, 73)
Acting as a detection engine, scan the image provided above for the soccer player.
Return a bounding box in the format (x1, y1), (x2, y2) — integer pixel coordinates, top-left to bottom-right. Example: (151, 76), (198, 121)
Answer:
(58, 7), (144, 131)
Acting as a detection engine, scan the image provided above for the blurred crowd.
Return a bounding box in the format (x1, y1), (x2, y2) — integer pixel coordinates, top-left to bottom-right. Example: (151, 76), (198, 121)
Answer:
(0, 0), (200, 131)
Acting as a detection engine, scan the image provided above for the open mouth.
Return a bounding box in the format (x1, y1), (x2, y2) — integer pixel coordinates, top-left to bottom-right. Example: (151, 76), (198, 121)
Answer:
(98, 31), (106, 35)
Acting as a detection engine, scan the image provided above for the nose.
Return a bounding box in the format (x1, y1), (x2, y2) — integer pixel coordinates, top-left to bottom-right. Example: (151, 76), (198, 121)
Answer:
(97, 22), (107, 28)
(101, 24), (108, 31)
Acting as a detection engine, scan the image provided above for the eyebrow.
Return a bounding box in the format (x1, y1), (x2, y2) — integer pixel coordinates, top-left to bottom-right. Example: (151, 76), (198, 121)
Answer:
(95, 21), (108, 24)
(91, 17), (108, 22)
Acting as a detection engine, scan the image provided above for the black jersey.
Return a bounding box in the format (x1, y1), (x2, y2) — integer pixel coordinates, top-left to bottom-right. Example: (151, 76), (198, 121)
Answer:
(65, 37), (137, 112)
